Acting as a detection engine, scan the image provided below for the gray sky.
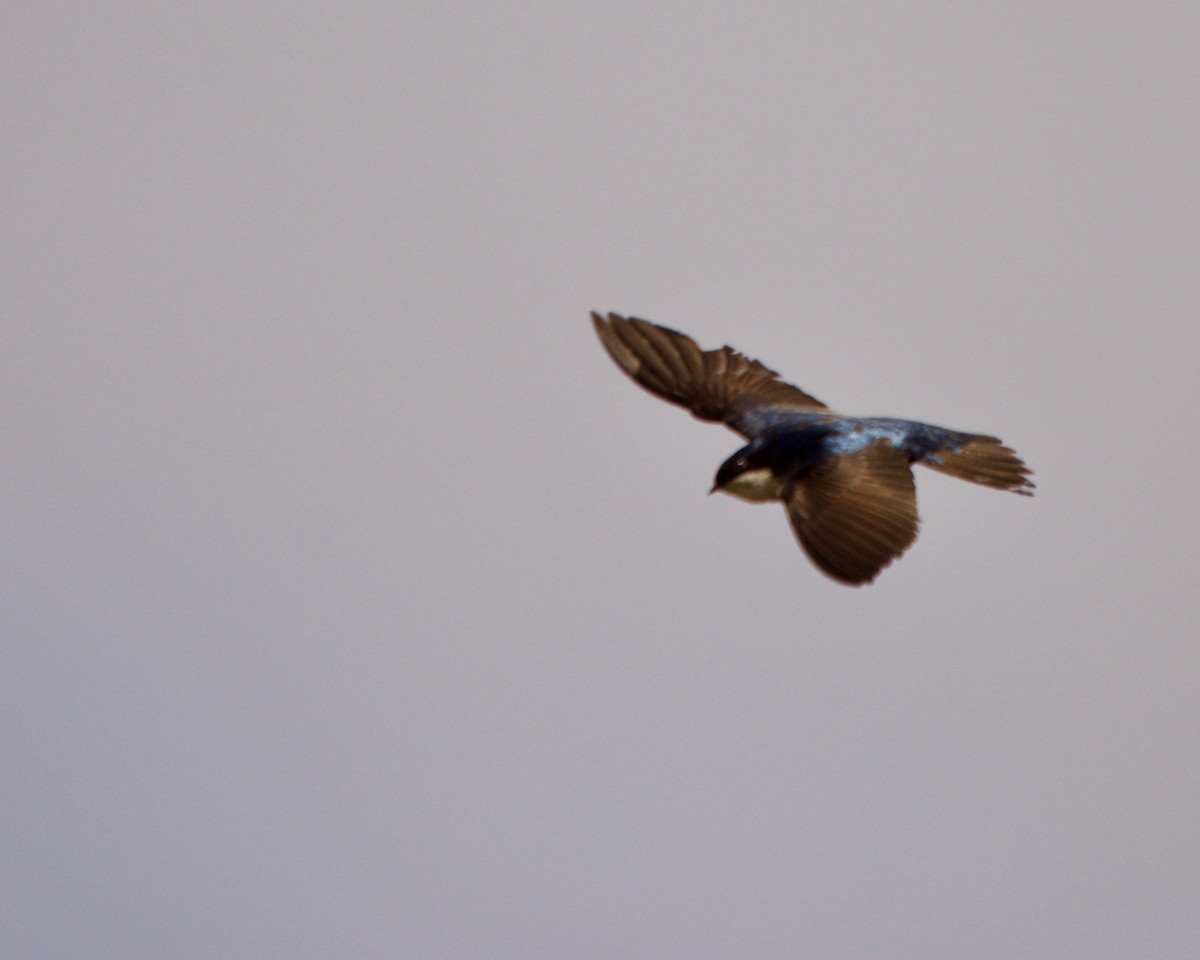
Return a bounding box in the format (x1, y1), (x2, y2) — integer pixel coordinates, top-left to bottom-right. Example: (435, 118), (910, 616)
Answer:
(4, 3), (1199, 957)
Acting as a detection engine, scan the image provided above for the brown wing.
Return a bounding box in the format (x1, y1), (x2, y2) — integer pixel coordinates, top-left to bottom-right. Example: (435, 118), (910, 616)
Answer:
(592, 312), (827, 437)
(785, 441), (920, 586)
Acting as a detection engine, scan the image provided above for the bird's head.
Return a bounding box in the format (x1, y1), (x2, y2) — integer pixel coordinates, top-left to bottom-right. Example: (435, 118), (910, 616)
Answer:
(711, 448), (781, 503)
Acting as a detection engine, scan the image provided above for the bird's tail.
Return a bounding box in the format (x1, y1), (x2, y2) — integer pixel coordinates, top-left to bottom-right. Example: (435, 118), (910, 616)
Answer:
(921, 434), (1035, 495)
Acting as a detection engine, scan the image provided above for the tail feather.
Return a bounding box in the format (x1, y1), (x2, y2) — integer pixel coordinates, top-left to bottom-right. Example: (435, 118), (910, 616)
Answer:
(921, 434), (1035, 495)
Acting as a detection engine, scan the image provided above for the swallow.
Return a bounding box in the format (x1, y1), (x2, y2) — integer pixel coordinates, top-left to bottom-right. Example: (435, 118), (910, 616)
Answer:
(593, 312), (1034, 585)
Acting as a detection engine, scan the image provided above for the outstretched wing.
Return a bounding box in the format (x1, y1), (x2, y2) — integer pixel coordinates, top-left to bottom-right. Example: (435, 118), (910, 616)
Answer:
(785, 441), (920, 585)
(592, 312), (827, 438)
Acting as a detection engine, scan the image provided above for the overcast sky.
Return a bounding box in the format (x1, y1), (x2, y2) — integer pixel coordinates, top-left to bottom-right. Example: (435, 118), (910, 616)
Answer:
(4, 3), (1199, 958)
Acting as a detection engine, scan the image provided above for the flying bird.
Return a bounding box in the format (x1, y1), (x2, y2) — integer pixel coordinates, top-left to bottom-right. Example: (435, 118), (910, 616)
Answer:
(593, 312), (1034, 585)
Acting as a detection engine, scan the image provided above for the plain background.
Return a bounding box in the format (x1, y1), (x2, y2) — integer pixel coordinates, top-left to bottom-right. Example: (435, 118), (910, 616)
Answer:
(4, 3), (1198, 958)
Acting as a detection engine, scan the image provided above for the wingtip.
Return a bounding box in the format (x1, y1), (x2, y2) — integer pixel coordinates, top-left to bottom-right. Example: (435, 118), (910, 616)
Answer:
(591, 310), (628, 338)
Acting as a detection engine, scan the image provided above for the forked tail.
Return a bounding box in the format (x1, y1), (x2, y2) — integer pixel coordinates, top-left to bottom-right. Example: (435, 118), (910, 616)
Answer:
(920, 434), (1035, 495)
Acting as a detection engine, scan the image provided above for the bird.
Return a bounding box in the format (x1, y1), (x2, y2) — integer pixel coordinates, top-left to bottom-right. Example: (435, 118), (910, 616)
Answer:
(592, 312), (1034, 586)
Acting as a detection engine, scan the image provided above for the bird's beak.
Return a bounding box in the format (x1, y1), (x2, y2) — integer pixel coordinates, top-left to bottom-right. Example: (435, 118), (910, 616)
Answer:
(708, 484), (718, 495)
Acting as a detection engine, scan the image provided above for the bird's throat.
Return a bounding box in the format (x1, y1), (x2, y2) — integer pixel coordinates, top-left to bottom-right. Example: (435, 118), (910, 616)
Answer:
(718, 467), (782, 503)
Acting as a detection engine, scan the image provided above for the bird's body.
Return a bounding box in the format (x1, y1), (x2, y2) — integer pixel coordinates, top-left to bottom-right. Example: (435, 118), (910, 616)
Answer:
(592, 312), (1034, 586)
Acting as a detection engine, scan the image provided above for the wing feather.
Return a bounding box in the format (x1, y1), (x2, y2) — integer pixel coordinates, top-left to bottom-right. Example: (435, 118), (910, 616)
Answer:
(592, 312), (827, 437)
(785, 441), (920, 585)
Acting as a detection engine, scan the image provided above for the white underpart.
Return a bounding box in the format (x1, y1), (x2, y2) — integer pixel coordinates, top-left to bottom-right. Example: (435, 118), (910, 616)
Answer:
(719, 467), (781, 503)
